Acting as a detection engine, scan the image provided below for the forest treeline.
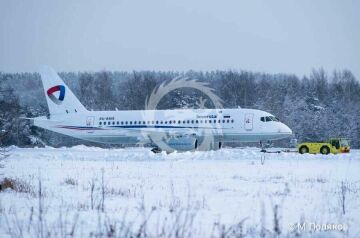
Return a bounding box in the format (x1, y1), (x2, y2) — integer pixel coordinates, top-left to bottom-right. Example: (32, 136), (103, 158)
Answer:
(0, 68), (359, 148)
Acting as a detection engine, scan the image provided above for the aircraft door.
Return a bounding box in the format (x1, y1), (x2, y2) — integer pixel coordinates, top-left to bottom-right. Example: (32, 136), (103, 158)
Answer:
(86, 116), (95, 127)
(244, 113), (253, 131)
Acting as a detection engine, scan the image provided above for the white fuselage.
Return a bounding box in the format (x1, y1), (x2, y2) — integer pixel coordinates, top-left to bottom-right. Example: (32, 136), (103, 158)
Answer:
(35, 66), (292, 151)
(34, 108), (292, 146)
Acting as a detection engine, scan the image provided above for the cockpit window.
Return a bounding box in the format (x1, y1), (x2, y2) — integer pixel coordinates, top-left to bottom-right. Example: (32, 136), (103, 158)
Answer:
(270, 116), (279, 122)
(260, 116), (280, 122)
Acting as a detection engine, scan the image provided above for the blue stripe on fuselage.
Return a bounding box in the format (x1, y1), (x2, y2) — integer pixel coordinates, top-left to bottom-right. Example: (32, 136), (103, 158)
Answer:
(57, 125), (226, 130)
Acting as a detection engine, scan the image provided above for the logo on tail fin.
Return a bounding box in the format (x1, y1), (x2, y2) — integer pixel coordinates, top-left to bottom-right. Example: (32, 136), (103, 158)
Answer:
(47, 85), (65, 105)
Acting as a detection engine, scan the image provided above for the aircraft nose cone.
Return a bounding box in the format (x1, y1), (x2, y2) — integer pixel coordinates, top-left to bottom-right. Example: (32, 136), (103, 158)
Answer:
(278, 123), (292, 135)
(283, 124), (292, 135)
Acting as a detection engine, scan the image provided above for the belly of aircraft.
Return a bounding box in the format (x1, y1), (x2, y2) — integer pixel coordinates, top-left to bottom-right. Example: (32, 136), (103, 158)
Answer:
(79, 132), (288, 145)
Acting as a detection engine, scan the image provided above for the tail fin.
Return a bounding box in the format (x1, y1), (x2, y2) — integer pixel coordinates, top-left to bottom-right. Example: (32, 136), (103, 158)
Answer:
(39, 66), (87, 116)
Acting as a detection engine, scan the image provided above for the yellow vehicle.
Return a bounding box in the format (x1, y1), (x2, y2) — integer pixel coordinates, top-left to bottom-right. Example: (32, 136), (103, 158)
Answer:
(297, 138), (350, 155)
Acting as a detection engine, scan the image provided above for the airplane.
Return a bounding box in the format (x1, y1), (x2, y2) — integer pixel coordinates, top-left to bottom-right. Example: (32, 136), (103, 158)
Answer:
(31, 66), (292, 153)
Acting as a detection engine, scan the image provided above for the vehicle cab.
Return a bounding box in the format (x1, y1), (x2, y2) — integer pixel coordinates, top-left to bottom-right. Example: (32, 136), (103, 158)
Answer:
(329, 138), (350, 153)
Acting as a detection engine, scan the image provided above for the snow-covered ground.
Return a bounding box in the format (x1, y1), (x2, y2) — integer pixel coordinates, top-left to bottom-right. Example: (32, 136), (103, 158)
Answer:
(1, 146), (360, 237)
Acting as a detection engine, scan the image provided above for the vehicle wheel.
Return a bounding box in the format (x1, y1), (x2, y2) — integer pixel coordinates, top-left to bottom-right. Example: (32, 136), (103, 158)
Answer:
(299, 146), (309, 154)
(320, 146), (330, 155)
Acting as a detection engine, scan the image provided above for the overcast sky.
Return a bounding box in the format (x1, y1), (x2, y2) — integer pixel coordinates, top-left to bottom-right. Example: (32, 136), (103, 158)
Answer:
(0, 0), (359, 78)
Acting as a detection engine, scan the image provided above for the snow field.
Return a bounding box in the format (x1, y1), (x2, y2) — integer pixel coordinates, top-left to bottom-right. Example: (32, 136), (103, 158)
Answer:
(0, 146), (359, 237)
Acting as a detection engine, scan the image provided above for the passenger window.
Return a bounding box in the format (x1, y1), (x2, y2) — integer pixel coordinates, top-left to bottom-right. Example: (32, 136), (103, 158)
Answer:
(165, 121), (168, 124)
(227, 120), (229, 123)
(130, 121), (132, 125)
(196, 120), (198, 123)
(222, 120), (225, 123)
(99, 122), (102, 125)
(134, 121), (137, 125)
(125, 121), (128, 125)
(231, 119), (234, 123)
(112, 121), (115, 125)
(191, 120), (194, 123)
(121, 121), (124, 125)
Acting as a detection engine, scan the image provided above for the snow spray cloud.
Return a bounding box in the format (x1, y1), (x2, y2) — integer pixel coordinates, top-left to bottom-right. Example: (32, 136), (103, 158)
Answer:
(142, 76), (223, 152)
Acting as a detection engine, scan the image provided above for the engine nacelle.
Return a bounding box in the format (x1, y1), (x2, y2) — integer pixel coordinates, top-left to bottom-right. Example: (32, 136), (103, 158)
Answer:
(152, 136), (222, 153)
(160, 137), (198, 152)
